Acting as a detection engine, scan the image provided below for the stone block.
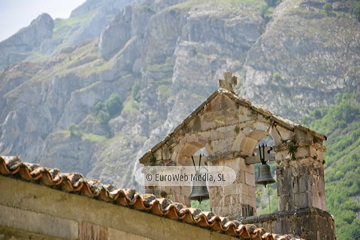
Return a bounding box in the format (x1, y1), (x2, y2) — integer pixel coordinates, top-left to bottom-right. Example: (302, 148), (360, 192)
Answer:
(299, 174), (311, 193)
(198, 131), (211, 139)
(212, 206), (222, 216)
(79, 222), (107, 240)
(295, 128), (314, 146)
(275, 150), (292, 161)
(294, 147), (310, 159)
(247, 186), (256, 199)
(294, 192), (309, 209)
(240, 136), (258, 155)
(231, 131), (245, 152)
(211, 138), (233, 154)
(234, 184), (240, 195)
(0, 205), (78, 239)
(236, 170), (244, 183)
(241, 125), (255, 136)
(209, 186), (219, 197)
(270, 125), (282, 145)
(240, 183), (248, 197)
(239, 158), (254, 173)
(257, 113), (272, 123)
(224, 185), (235, 195)
(292, 176), (299, 193)
(238, 107), (257, 122)
(247, 198), (256, 210)
(224, 195), (232, 209)
(225, 116), (239, 125)
(245, 172), (255, 186)
(161, 147), (171, 161)
(253, 122), (269, 132)
(108, 228), (151, 240)
(231, 194), (240, 205)
(200, 120), (216, 131)
(223, 158), (241, 172)
(276, 125), (293, 141)
(278, 194), (292, 212)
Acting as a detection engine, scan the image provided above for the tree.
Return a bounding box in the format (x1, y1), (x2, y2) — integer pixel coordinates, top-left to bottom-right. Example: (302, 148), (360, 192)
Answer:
(131, 82), (141, 102)
(97, 110), (111, 124)
(353, 2), (360, 20)
(323, 3), (333, 12)
(272, 72), (282, 81)
(68, 123), (81, 137)
(266, 0), (280, 7)
(105, 93), (122, 117)
(93, 100), (103, 112)
(260, 4), (268, 18)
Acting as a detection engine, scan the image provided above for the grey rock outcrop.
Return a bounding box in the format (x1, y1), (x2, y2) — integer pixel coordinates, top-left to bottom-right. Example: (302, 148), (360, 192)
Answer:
(98, 5), (155, 60)
(242, 2), (360, 118)
(0, 13), (54, 70)
(66, 0), (134, 47)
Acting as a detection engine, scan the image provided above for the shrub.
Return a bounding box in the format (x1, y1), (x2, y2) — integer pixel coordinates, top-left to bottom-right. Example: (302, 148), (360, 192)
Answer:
(260, 4), (268, 18)
(353, 2), (360, 20)
(272, 72), (282, 81)
(105, 93), (122, 117)
(97, 110), (111, 124)
(131, 82), (141, 102)
(68, 123), (82, 137)
(323, 3), (333, 12)
(266, 0), (281, 7)
(93, 100), (103, 112)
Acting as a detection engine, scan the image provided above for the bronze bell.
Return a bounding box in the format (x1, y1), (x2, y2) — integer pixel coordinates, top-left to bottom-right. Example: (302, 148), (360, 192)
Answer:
(255, 163), (276, 187)
(189, 173), (209, 203)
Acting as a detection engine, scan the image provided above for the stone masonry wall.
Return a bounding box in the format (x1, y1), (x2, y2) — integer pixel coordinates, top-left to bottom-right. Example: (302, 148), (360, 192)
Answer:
(240, 208), (336, 240)
(142, 91), (328, 226)
(209, 157), (256, 219)
(275, 141), (327, 211)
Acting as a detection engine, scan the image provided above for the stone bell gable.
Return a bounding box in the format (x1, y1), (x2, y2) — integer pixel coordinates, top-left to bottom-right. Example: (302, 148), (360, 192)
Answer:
(139, 78), (334, 239)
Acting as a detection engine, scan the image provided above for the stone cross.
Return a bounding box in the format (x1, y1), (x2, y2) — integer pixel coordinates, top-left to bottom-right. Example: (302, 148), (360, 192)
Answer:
(219, 71), (238, 93)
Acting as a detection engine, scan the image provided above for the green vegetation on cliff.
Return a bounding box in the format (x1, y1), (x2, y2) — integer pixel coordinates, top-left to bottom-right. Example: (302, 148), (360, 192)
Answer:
(93, 93), (123, 124)
(303, 92), (360, 239)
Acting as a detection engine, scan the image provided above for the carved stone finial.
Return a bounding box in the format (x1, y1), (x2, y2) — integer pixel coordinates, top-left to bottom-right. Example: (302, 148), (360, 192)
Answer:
(219, 71), (238, 93)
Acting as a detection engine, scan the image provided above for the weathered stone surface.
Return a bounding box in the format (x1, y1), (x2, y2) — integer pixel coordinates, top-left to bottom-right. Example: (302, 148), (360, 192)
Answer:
(108, 228), (151, 240)
(79, 222), (108, 240)
(0, 225), (67, 240)
(241, 208), (336, 240)
(0, 205), (78, 239)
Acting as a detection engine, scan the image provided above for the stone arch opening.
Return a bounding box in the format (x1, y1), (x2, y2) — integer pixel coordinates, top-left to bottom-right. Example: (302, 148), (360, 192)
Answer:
(254, 136), (278, 215)
(172, 141), (210, 207)
(238, 126), (279, 216)
(190, 147), (210, 210)
(175, 141), (209, 166)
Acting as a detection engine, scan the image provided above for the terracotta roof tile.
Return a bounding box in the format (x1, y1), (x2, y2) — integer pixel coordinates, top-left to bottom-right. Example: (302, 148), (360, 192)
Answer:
(0, 156), (299, 240)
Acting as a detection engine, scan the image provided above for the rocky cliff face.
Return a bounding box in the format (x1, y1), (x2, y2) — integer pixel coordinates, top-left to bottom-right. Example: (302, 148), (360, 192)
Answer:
(0, 0), (359, 189)
(242, 0), (360, 118)
(0, 13), (54, 70)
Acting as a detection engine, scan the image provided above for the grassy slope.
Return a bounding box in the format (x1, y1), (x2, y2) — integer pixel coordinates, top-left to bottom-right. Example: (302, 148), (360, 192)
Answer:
(303, 92), (360, 239)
